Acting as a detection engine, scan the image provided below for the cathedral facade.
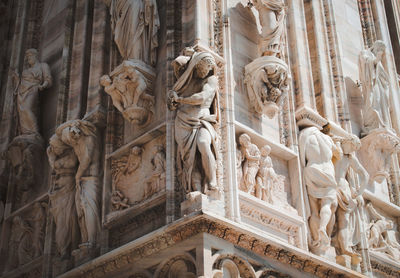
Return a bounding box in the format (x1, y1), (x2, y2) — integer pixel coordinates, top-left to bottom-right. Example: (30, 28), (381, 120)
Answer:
(0, 0), (400, 277)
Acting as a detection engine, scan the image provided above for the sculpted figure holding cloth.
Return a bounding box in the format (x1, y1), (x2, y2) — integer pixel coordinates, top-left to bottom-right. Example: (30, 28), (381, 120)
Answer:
(169, 51), (219, 194)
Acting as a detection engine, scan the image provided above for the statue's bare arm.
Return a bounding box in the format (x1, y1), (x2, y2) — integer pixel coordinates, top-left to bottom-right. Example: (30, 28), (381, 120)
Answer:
(75, 136), (95, 185)
(350, 155), (369, 197)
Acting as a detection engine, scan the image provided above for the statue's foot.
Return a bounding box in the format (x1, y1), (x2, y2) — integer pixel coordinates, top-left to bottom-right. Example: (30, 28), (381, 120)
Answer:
(318, 229), (330, 247)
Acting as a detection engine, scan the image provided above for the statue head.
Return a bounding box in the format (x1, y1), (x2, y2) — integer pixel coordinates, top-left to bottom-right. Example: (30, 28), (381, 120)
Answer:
(239, 133), (251, 148)
(195, 56), (216, 79)
(260, 145), (271, 156)
(370, 40), (386, 60)
(130, 146), (143, 156)
(25, 48), (38, 67)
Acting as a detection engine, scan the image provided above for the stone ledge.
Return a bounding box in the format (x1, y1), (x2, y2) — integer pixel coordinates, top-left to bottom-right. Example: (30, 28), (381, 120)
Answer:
(59, 212), (366, 278)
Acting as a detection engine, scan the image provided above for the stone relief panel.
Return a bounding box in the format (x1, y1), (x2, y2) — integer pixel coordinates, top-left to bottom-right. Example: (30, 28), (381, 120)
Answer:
(366, 202), (400, 262)
(237, 133), (295, 213)
(5, 133), (44, 206)
(168, 49), (221, 198)
(4, 202), (47, 273)
(110, 136), (166, 211)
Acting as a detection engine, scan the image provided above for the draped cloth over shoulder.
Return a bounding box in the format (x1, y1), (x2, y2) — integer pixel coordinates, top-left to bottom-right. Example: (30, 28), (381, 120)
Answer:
(255, 0), (286, 55)
(299, 127), (337, 218)
(173, 52), (219, 193)
(358, 46), (390, 131)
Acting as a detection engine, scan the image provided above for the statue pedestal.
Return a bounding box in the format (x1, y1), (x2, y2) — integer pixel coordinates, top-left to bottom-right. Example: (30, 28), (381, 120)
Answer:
(53, 258), (73, 277)
(181, 191), (224, 217)
(336, 254), (361, 272)
(310, 245), (336, 262)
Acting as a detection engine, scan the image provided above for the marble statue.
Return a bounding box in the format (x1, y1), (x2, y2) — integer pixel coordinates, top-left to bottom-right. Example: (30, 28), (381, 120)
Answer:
(47, 134), (80, 258)
(168, 50), (219, 194)
(299, 126), (341, 253)
(333, 135), (369, 261)
(238, 133), (261, 194)
(56, 120), (100, 248)
(249, 0), (286, 57)
(12, 48), (52, 135)
(367, 203), (400, 261)
(144, 146), (166, 199)
(104, 0), (160, 66)
(236, 144), (244, 189)
(6, 216), (34, 271)
(359, 40), (391, 134)
(100, 61), (155, 125)
(256, 144), (296, 213)
(244, 57), (290, 118)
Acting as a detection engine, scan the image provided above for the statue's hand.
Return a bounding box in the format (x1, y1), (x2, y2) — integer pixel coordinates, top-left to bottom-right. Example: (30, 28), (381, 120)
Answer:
(167, 90), (179, 110)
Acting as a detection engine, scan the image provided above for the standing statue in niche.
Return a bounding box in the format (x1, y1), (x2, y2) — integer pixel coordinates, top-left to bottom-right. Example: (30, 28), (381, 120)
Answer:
(56, 120), (100, 248)
(359, 40), (391, 134)
(245, 0), (290, 119)
(104, 0), (160, 65)
(13, 48), (52, 135)
(47, 134), (80, 258)
(238, 133), (261, 194)
(299, 126), (341, 254)
(248, 0), (286, 57)
(333, 135), (369, 262)
(168, 51), (220, 194)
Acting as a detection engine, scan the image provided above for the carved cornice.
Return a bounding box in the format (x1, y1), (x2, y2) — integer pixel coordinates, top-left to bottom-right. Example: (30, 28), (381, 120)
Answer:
(295, 106), (327, 129)
(59, 213), (364, 278)
(371, 259), (400, 277)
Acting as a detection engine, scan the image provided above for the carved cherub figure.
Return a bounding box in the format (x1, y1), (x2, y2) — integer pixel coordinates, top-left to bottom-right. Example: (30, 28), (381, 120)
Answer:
(111, 190), (130, 211)
(239, 133), (261, 194)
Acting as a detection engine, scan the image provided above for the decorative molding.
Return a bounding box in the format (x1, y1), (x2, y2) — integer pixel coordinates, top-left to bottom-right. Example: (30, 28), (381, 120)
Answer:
(58, 214), (362, 278)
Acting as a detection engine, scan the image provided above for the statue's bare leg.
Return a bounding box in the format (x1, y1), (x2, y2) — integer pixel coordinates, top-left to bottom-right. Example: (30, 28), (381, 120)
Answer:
(308, 196), (321, 245)
(319, 198), (335, 246)
(197, 128), (217, 189)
